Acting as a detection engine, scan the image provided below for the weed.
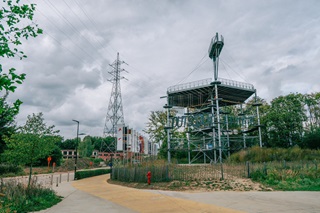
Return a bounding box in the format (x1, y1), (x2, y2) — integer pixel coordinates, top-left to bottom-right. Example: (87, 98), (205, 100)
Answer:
(222, 185), (233, 190)
(227, 146), (320, 163)
(0, 179), (61, 212)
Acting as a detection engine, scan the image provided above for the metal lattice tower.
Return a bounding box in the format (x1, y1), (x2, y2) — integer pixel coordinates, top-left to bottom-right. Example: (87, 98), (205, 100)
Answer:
(101, 52), (127, 152)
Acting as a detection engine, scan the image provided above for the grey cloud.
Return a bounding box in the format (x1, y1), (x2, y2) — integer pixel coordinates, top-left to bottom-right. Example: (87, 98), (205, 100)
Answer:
(4, 0), (320, 138)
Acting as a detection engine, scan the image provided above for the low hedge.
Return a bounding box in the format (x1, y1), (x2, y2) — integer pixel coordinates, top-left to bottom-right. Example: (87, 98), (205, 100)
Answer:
(0, 164), (24, 176)
(75, 169), (111, 180)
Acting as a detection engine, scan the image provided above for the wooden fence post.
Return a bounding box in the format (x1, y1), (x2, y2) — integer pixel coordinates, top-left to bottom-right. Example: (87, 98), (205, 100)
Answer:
(166, 165), (169, 181)
(246, 161), (250, 178)
(220, 163), (224, 180)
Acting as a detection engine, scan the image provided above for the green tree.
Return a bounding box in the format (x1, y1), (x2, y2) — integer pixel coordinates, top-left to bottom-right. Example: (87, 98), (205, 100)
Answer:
(98, 136), (116, 152)
(1, 0), (42, 153)
(37, 139), (63, 166)
(3, 112), (60, 186)
(79, 135), (94, 157)
(1, 0), (42, 101)
(0, 94), (19, 153)
(302, 127), (320, 149)
(144, 111), (169, 158)
(144, 111), (167, 143)
(58, 138), (78, 149)
(144, 110), (186, 159)
(304, 92), (320, 131)
(264, 93), (307, 147)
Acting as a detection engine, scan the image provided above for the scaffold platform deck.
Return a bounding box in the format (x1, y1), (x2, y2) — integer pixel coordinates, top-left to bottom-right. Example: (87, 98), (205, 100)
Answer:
(167, 77), (255, 108)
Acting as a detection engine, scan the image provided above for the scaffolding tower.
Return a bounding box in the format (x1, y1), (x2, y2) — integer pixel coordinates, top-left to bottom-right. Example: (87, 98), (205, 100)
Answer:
(165, 33), (263, 164)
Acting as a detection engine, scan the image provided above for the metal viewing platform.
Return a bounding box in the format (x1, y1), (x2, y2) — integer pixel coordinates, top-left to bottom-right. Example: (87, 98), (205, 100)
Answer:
(164, 32), (262, 165)
(167, 77), (255, 108)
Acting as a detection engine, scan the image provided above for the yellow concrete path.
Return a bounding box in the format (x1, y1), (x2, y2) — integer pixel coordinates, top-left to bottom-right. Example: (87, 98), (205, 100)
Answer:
(72, 174), (244, 213)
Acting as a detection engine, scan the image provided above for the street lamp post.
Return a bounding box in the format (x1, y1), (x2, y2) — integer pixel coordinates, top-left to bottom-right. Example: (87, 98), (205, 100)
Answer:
(72, 119), (80, 180)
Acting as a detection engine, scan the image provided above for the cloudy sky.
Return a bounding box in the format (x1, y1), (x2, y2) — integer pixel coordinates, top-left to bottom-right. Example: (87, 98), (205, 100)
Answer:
(3, 0), (320, 139)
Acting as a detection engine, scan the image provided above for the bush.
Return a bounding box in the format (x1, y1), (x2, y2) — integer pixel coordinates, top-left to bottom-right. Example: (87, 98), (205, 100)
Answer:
(0, 164), (24, 177)
(227, 146), (320, 163)
(75, 169), (111, 180)
(0, 179), (61, 212)
(250, 169), (267, 181)
(302, 128), (320, 149)
(92, 158), (104, 166)
(248, 162), (320, 191)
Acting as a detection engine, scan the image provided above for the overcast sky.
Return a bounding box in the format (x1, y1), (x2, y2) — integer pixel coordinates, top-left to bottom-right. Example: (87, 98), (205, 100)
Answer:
(3, 0), (320, 139)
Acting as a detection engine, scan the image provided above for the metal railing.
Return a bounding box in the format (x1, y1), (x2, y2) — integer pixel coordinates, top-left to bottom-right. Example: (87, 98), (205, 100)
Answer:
(220, 78), (254, 90)
(167, 77), (254, 93)
(1, 172), (74, 188)
(167, 78), (212, 93)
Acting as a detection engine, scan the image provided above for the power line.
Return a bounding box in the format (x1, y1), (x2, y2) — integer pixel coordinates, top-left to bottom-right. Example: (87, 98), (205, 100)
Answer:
(73, 0), (162, 87)
(61, 0), (109, 60)
(43, 1), (103, 60)
(73, 0), (117, 58)
(43, 31), (83, 62)
(34, 6), (97, 62)
(56, 1), (158, 108)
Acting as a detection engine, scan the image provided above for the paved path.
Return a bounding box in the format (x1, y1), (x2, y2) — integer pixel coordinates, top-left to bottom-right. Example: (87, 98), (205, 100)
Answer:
(148, 190), (320, 213)
(38, 174), (242, 213)
(38, 174), (320, 213)
(37, 180), (133, 213)
(72, 175), (241, 213)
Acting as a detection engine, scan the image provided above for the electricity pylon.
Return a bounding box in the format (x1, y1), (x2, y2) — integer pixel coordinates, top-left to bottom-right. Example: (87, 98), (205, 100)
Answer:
(101, 52), (127, 152)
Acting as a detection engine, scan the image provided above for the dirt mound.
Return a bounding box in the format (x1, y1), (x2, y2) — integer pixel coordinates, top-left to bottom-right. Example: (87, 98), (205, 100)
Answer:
(57, 158), (93, 172)
(108, 178), (273, 192)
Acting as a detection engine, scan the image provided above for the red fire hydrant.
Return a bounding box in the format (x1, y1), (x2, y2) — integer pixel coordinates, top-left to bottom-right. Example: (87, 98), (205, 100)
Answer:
(147, 171), (151, 185)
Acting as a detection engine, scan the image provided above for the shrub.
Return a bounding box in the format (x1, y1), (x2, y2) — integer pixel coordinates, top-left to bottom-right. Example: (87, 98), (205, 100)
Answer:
(250, 169), (266, 181)
(92, 158), (104, 166)
(248, 162), (320, 191)
(0, 179), (61, 212)
(75, 169), (111, 180)
(227, 146), (320, 163)
(0, 164), (24, 177)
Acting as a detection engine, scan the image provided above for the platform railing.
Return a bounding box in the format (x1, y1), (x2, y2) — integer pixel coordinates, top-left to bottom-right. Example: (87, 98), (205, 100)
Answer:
(220, 78), (254, 90)
(167, 78), (211, 93)
(167, 77), (254, 93)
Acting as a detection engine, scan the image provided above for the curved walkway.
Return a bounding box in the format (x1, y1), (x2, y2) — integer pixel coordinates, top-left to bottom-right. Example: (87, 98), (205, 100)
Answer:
(39, 174), (320, 212)
(72, 174), (242, 213)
